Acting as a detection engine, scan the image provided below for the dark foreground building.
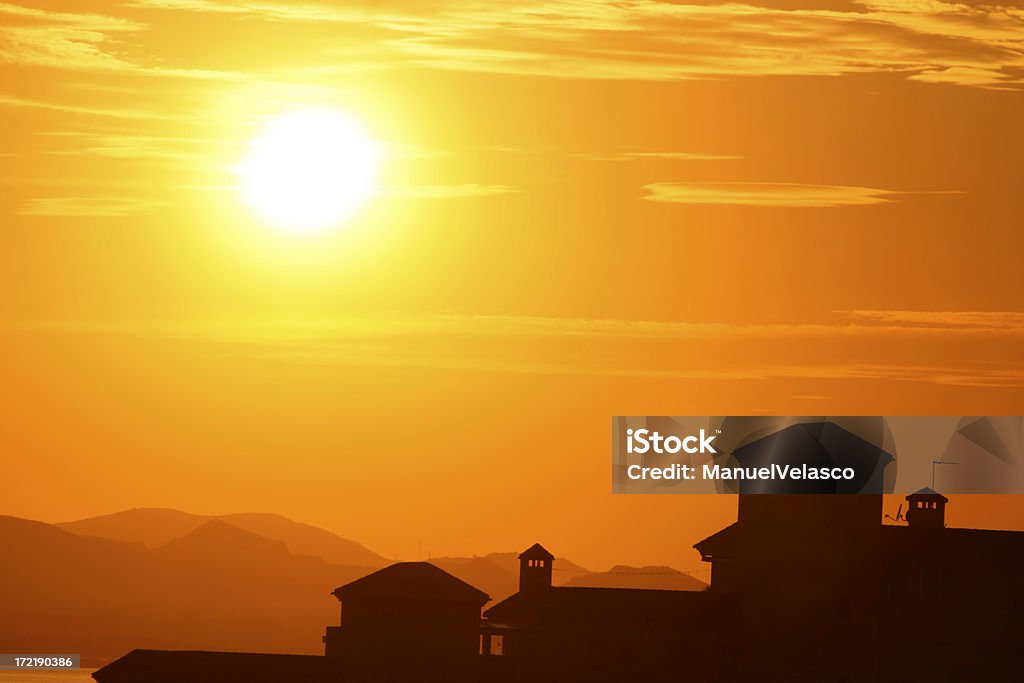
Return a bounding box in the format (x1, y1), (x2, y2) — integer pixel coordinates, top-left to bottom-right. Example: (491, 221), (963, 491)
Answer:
(324, 561), (488, 682)
(92, 650), (344, 683)
(478, 543), (729, 682)
(95, 427), (1024, 683)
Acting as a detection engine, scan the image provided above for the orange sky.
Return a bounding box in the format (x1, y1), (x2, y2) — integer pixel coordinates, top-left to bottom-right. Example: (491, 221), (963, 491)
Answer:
(1, 0), (1023, 571)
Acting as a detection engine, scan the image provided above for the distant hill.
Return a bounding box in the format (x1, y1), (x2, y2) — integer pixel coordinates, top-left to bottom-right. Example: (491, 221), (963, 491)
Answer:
(216, 512), (385, 566)
(153, 519), (293, 563)
(563, 565), (707, 591)
(482, 552), (590, 586)
(57, 508), (387, 568)
(428, 556), (517, 602)
(0, 514), (372, 664)
(11, 512), (699, 662)
(430, 553), (702, 601)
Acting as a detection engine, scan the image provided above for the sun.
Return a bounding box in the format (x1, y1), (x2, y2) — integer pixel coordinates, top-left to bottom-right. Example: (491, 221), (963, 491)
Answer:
(237, 109), (381, 234)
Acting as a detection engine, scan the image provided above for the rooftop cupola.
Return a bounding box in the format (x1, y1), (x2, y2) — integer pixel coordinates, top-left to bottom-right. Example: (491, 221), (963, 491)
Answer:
(518, 543), (554, 593)
(905, 487), (948, 529)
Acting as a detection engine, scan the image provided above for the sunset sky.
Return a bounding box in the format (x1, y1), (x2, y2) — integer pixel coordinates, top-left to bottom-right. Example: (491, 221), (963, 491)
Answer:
(2, 0), (1023, 571)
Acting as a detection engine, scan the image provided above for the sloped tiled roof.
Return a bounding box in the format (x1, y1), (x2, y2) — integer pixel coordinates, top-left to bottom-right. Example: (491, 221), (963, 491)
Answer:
(693, 522), (739, 560)
(907, 487), (949, 502)
(332, 561), (490, 604)
(483, 586), (714, 630)
(518, 542), (554, 561)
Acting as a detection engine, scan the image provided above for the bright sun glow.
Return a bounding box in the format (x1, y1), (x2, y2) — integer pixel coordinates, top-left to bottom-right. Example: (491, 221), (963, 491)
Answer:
(237, 109), (381, 234)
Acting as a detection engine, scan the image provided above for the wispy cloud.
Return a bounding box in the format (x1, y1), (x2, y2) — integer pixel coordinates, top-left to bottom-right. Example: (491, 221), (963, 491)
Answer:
(392, 184), (520, 199)
(37, 131), (227, 162)
(843, 310), (1024, 331)
(13, 309), (1024, 388)
(576, 151), (742, 162)
(379, 0), (1024, 89)
(0, 3), (141, 71)
(123, 0), (372, 22)
(0, 94), (167, 120)
(18, 196), (170, 216)
(0, 3), (242, 80)
(20, 309), (1024, 342)
(8, 1), (1024, 89)
(641, 182), (960, 207)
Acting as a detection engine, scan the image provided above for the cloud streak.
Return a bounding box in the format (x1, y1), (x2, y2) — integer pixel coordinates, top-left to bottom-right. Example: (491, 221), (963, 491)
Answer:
(12, 309), (1024, 388)
(5, 1), (1023, 91)
(576, 151), (742, 162)
(118, 0), (1024, 89)
(0, 4), (139, 76)
(391, 184), (520, 199)
(387, 0), (1024, 89)
(18, 196), (170, 216)
(0, 94), (163, 119)
(123, 0), (371, 22)
(843, 310), (1024, 331)
(0, 3), (242, 80)
(641, 182), (922, 207)
(37, 131), (228, 162)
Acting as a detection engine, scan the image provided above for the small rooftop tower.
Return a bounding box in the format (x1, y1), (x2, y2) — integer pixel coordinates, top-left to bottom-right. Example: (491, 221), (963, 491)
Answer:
(518, 543), (554, 593)
(905, 487), (948, 529)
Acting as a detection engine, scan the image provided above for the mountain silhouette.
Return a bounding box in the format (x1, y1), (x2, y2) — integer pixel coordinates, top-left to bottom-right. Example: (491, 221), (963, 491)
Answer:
(58, 508), (387, 567)
(217, 512), (385, 566)
(480, 552), (590, 585)
(0, 515), (149, 604)
(6, 512), (699, 664)
(429, 555), (700, 603)
(153, 519), (293, 564)
(428, 556), (518, 602)
(562, 565), (706, 591)
(0, 514), (370, 663)
(57, 508), (202, 547)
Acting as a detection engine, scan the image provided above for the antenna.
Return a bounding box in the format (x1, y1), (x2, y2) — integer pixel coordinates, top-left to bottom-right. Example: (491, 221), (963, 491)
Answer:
(931, 460), (959, 490)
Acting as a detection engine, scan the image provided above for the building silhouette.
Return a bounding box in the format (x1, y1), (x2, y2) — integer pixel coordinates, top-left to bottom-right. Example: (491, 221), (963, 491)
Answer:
(324, 561), (488, 682)
(95, 424), (1024, 682)
(695, 487), (1023, 681)
(478, 542), (726, 681)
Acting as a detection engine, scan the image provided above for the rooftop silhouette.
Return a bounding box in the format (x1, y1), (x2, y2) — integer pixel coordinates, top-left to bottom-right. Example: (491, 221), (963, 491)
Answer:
(91, 426), (1024, 683)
